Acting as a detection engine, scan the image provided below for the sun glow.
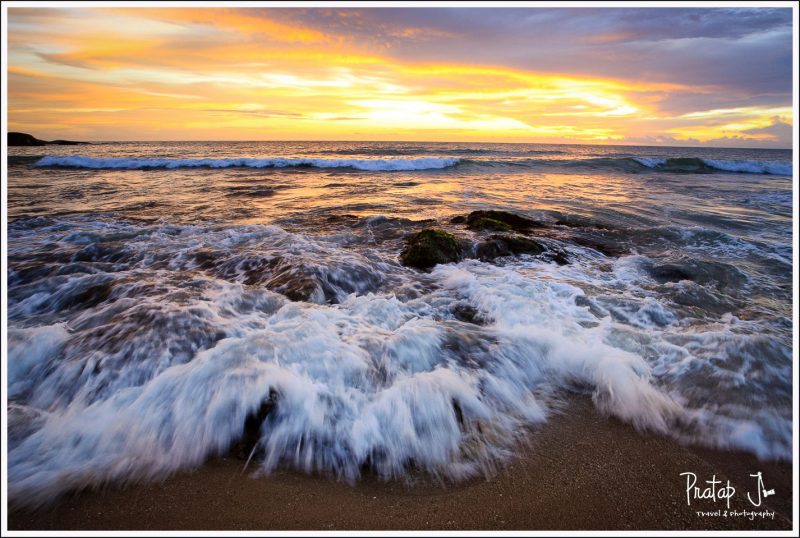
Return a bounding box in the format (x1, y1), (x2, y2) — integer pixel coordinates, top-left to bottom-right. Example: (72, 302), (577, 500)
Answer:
(6, 7), (792, 146)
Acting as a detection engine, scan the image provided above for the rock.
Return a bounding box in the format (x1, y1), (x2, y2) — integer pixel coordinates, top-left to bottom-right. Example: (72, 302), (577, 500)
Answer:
(400, 228), (461, 269)
(547, 249), (570, 266)
(569, 234), (629, 257)
(8, 132), (46, 146)
(467, 217), (513, 232)
(8, 131), (89, 146)
(452, 304), (487, 325)
(265, 265), (324, 303)
(648, 259), (745, 289)
(218, 255), (324, 302)
(49, 139), (89, 145)
(464, 210), (544, 232)
(232, 389), (278, 460)
(190, 248), (220, 270)
(215, 253), (382, 304)
(475, 234), (544, 261)
(649, 264), (693, 283)
(55, 279), (114, 310)
(449, 215), (466, 224)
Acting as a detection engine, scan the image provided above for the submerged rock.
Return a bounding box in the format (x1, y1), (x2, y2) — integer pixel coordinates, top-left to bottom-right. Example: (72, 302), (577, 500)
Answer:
(266, 267), (324, 303)
(475, 234), (545, 261)
(232, 389), (278, 460)
(649, 264), (694, 283)
(452, 303), (488, 325)
(648, 259), (746, 290)
(568, 234), (629, 257)
(55, 280), (115, 310)
(400, 228), (461, 269)
(545, 249), (570, 266)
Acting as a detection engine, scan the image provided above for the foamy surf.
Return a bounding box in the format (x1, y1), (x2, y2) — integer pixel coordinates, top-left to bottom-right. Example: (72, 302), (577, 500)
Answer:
(631, 157), (792, 175)
(34, 155), (461, 171)
(33, 154), (792, 175)
(6, 215), (792, 508)
(8, 140), (792, 509)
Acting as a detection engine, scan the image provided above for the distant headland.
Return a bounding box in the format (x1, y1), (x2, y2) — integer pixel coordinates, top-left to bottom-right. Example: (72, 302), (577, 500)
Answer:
(8, 131), (90, 146)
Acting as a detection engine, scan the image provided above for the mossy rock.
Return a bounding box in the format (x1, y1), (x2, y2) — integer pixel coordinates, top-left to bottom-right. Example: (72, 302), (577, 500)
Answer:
(464, 210), (544, 232)
(400, 228), (461, 269)
(468, 217), (513, 231)
(475, 234), (545, 261)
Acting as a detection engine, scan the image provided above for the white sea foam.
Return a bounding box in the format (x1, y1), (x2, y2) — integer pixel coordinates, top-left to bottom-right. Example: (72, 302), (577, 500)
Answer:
(631, 157), (667, 168)
(702, 159), (792, 175)
(6, 220), (792, 507)
(8, 324), (70, 398)
(632, 157), (792, 175)
(34, 155), (461, 171)
(6, 254), (684, 506)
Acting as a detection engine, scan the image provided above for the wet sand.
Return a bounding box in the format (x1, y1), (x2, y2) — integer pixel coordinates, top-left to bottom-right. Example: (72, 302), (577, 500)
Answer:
(9, 398), (793, 531)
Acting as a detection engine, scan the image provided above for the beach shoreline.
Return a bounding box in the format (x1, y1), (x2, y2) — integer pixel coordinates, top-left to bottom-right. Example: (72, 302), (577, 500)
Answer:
(8, 398), (793, 531)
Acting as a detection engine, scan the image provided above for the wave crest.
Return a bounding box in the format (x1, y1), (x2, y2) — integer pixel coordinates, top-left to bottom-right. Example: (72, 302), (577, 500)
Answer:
(632, 157), (791, 175)
(35, 155), (461, 171)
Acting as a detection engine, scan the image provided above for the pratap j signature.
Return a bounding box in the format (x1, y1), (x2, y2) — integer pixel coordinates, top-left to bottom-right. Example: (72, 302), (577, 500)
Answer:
(680, 471), (775, 509)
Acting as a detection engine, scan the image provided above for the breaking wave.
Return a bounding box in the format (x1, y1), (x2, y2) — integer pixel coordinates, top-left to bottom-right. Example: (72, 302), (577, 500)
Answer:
(34, 155), (461, 171)
(631, 157), (792, 175)
(32, 155), (792, 176)
(6, 216), (792, 508)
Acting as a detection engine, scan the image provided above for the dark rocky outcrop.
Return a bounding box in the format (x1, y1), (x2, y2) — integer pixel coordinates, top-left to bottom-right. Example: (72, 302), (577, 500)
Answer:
(467, 217), (513, 232)
(464, 210), (544, 233)
(8, 131), (89, 146)
(49, 139), (89, 145)
(475, 234), (545, 261)
(8, 132), (46, 146)
(400, 228), (461, 269)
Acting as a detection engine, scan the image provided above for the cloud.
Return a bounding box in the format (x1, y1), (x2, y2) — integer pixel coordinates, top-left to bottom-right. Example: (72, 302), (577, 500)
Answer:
(740, 116), (793, 145)
(6, 7), (794, 146)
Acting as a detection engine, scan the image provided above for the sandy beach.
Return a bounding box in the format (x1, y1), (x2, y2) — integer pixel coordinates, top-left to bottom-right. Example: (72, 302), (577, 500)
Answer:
(9, 398), (792, 531)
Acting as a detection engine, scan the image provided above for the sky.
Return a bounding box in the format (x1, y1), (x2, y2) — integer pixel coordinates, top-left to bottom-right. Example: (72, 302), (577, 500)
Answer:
(6, 6), (795, 147)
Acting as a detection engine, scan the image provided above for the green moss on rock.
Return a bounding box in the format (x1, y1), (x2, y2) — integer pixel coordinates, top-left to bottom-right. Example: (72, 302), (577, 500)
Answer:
(400, 228), (461, 269)
(464, 210), (544, 232)
(476, 234), (545, 261)
(468, 217), (513, 231)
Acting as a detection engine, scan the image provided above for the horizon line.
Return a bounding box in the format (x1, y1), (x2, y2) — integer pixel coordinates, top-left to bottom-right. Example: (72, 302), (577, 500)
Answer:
(7, 135), (792, 152)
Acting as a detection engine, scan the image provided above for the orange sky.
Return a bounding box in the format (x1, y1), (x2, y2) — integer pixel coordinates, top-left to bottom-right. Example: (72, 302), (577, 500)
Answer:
(6, 7), (794, 146)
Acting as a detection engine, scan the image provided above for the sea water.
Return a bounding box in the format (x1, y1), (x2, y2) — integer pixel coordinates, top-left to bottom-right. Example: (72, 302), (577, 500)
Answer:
(6, 141), (794, 506)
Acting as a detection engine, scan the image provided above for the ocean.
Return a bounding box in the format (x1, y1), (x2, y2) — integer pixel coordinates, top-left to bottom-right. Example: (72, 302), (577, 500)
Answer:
(6, 141), (794, 507)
